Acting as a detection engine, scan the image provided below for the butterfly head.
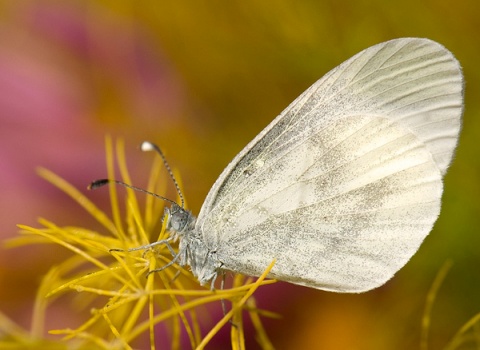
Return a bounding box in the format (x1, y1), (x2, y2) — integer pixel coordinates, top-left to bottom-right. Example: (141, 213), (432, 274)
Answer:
(166, 203), (196, 236)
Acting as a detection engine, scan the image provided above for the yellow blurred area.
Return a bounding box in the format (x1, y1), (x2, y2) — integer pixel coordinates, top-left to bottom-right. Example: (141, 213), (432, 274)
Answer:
(0, 0), (479, 349)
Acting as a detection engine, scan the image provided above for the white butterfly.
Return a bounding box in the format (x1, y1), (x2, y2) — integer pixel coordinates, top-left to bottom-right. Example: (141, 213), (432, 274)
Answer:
(99, 38), (464, 293)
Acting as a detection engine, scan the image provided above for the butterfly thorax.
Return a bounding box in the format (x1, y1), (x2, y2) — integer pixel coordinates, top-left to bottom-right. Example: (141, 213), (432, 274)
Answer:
(167, 204), (222, 287)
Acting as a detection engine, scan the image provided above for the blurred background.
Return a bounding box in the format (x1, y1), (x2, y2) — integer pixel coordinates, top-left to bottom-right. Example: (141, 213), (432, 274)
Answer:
(0, 1), (479, 349)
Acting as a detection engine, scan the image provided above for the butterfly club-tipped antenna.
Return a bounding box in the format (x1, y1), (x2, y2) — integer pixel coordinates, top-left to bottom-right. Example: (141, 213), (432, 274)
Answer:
(140, 141), (185, 209)
(88, 141), (192, 236)
(87, 178), (178, 207)
(140, 141), (195, 234)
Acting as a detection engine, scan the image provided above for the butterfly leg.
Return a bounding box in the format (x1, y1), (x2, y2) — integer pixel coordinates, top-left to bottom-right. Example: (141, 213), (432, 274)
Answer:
(145, 245), (187, 278)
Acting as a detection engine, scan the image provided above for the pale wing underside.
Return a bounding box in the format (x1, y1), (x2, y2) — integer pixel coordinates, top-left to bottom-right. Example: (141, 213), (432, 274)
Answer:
(197, 38), (463, 292)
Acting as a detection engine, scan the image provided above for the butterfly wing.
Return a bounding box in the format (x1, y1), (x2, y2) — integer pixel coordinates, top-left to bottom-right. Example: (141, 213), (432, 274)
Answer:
(196, 38), (463, 292)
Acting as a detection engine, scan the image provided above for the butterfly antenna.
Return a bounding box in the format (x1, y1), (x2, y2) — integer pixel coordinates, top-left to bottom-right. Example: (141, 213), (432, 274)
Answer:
(88, 179), (179, 207)
(140, 141), (185, 209)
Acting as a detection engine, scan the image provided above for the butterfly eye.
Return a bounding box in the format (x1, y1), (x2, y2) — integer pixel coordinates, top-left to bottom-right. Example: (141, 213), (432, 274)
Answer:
(168, 207), (191, 233)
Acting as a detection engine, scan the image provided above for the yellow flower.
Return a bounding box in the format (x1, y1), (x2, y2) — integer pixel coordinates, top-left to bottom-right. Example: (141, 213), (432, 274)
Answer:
(7, 136), (278, 350)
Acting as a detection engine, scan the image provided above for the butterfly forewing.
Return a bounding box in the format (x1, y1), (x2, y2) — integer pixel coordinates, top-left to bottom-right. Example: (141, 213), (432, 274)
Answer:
(195, 38), (463, 292)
